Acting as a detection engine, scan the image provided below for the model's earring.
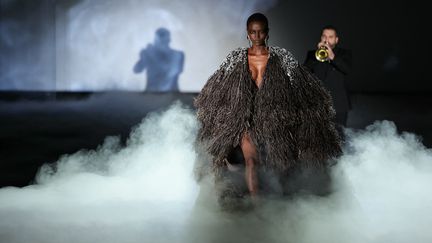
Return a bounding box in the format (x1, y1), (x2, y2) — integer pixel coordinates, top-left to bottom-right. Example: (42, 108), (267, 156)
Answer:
(247, 35), (252, 47)
(265, 36), (269, 47)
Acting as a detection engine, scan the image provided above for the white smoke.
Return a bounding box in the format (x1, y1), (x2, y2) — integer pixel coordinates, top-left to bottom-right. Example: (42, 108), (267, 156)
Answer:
(0, 104), (431, 243)
(0, 101), (201, 243)
(188, 120), (432, 243)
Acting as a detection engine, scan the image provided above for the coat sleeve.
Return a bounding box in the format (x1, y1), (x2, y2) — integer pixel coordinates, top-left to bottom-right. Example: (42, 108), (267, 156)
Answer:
(193, 49), (240, 145)
(279, 48), (342, 165)
(193, 48), (249, 179)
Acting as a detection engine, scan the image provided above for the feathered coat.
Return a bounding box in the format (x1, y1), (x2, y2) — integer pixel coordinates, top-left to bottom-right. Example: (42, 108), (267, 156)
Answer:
(194, 46), (341, 179)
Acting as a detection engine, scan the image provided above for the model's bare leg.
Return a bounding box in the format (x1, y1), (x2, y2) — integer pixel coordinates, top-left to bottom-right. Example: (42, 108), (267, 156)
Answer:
(240, 132), (259, 197)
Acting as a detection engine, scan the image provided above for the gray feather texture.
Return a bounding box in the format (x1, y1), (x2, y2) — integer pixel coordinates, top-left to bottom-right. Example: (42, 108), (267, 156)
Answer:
(194, 46), (341, 180)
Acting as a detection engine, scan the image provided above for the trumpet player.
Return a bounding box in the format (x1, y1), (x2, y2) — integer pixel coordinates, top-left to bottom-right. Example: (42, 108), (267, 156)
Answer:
(304, 25), (352, 136)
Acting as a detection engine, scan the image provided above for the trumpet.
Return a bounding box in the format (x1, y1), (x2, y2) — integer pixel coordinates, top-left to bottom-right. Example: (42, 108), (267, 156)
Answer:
(315, 45), (329, 62)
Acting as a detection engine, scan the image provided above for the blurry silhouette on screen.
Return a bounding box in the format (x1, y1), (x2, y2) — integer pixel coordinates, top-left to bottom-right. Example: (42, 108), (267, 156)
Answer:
(133, 28), (184, 92)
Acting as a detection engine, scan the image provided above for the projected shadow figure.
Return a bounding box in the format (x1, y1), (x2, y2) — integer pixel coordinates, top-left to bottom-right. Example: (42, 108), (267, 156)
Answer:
(133, 27), (185, 92)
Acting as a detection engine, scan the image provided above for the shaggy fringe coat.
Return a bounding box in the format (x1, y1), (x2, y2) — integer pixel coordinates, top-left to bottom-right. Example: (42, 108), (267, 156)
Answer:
(194, 46), (341, 180)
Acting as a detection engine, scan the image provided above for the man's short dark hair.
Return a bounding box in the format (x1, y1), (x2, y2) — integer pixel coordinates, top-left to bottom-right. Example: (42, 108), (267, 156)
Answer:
(322, 25), (338, 36)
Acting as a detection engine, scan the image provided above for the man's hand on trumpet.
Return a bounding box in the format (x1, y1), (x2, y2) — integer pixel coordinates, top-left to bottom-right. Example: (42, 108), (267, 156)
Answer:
(317, 41), (335, 60)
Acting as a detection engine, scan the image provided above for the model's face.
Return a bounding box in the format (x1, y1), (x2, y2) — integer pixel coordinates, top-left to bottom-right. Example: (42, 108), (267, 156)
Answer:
(321, 29), (339, 48)
(247, 21), (268, 47)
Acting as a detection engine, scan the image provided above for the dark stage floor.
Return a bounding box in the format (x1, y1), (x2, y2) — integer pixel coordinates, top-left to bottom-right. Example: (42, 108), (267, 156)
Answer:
(1, 91), (431, 187)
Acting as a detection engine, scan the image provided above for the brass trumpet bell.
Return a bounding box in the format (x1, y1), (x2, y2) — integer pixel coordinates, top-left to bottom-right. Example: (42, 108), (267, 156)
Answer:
(315, 46), (329, 62)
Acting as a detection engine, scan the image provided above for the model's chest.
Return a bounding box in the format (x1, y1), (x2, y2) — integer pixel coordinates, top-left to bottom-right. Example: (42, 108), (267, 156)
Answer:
(248, 54), (269, 87)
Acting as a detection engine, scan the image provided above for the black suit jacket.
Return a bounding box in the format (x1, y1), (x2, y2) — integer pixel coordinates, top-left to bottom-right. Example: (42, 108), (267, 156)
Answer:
(304, 47), (352, 112)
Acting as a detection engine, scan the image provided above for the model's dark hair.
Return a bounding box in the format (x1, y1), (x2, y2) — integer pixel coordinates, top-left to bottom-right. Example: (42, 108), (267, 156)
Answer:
(246, 13), (269, 33)
(321, 25), (338, 36)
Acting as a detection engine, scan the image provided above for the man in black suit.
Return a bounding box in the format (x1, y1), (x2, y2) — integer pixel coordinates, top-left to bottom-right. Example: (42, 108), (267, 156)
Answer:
(304, 25), (352, 136)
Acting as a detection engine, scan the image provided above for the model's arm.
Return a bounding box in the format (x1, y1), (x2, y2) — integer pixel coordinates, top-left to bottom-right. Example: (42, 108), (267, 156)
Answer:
(133, 49), (148, 73)
(330, 49), (352, 75)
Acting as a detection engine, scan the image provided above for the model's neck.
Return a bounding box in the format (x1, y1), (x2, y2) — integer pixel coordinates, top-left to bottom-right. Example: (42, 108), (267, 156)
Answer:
(248, 45), (269, 55)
